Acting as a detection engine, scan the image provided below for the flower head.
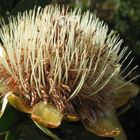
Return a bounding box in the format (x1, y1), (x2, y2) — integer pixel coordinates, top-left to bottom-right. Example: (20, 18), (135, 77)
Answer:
(0, 5), (139, 140)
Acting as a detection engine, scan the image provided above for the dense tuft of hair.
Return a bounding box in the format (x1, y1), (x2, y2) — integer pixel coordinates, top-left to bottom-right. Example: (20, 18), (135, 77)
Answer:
(0, 5), (139, 124)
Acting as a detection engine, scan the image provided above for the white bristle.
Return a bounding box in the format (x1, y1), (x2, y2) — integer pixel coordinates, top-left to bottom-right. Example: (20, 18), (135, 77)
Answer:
(0, 5), (138, 100)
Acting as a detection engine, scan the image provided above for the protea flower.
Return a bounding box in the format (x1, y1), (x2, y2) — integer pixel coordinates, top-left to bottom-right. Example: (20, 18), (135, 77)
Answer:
(0, 5), (139, 140)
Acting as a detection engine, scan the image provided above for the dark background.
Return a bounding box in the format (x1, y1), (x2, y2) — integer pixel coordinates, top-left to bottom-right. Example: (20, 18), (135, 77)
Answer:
(0, 0), (140, 140)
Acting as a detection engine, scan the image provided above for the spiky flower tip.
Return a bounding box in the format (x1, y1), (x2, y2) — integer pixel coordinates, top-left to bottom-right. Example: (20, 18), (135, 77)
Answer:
(0, 5), (139, 140)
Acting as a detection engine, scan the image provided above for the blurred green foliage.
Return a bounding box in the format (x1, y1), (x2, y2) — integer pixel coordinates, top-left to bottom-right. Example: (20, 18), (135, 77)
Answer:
(115, 0), (140, 57)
